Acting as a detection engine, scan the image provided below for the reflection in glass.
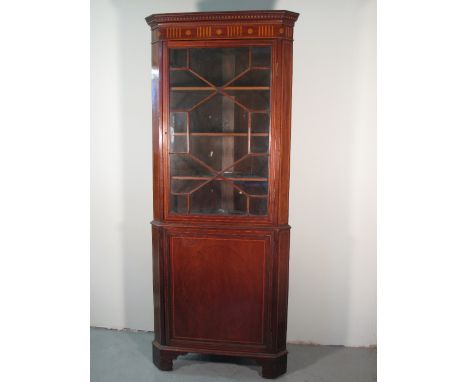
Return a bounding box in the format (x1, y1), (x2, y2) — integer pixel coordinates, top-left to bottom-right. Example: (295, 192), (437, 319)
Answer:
(170, 112), (187, 133)
(169, 135), (187, 153)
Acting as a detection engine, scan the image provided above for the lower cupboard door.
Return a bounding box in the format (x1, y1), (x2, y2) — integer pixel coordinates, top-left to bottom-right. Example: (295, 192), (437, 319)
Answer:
(166, 232), (271, 347)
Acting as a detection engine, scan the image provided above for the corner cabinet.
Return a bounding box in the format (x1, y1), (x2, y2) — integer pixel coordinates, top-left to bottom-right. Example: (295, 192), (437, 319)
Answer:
(145, 10), (299, 379)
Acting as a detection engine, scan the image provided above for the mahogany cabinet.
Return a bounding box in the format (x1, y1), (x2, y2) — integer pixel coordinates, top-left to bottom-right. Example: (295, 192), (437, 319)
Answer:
(145, 10), (299, 379)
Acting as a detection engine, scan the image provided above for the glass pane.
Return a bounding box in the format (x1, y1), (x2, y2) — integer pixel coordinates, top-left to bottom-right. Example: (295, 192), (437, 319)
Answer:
(189, 48), (249, 86)
(170, 70), (209, 87)
(171, 194), (188, 213)
(168, 46), (272, 216)
(170, 49), (187, 68)
(169, 135), (187, 153)
(191, 181), (247, 215)
(171, 179), (206, 194)
(251, 113), (269, 133)
(190, 94), (249, 133)
(190, 135), (248, 171)
(250, 136), (269, 154)
(229, 69), (271, 87)
(249, 197), (268, 215)
(170, 112), (187, 133)
(251, 47), (271, 67)
(170, 90), (214, 110)
(170, 154), (212, 177)
(225, 90), (270, 111)
(224, 155), (269, 180)
(234, 181), (268, 196)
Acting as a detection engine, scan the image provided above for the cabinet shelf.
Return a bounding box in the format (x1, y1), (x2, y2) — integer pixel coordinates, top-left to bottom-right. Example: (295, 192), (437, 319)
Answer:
(172, 132), (269, 137)
(171, 86), (270, 91)
(171, 175), (268, 182)
(170, 66), (271, 71)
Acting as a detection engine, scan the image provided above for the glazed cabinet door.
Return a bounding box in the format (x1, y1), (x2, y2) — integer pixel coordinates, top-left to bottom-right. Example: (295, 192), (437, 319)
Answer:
(165, 42), (275, 222)
(163, 227), (273, 351)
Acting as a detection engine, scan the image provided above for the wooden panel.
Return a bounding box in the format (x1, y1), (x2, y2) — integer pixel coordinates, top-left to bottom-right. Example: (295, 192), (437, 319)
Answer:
(151, 226), (165, 343)
(167, 233), (269, 345)
(277, 40), (293, 224)
(276, 228), (290, 350)
(153, 24), (293, 41)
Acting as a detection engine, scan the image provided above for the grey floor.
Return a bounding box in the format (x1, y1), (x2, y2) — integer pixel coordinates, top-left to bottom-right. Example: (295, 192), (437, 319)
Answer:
(91, 328), (376, 382)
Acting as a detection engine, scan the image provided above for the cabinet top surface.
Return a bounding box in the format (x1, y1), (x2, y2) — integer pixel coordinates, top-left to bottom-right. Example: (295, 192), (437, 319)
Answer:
(146, 10), (299, 27)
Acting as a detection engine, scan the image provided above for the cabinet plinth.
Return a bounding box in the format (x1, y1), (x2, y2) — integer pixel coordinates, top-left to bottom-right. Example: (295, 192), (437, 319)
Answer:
(146, 10), (298, 379)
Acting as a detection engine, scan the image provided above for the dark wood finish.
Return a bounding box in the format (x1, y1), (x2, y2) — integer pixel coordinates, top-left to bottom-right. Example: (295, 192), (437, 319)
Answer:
(147, 10), (298, 379)
(255, 353), (288, 379)
(152, 345), (186, 371)
(167, 230), (269, 345)
(146, 10), (298, 43)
